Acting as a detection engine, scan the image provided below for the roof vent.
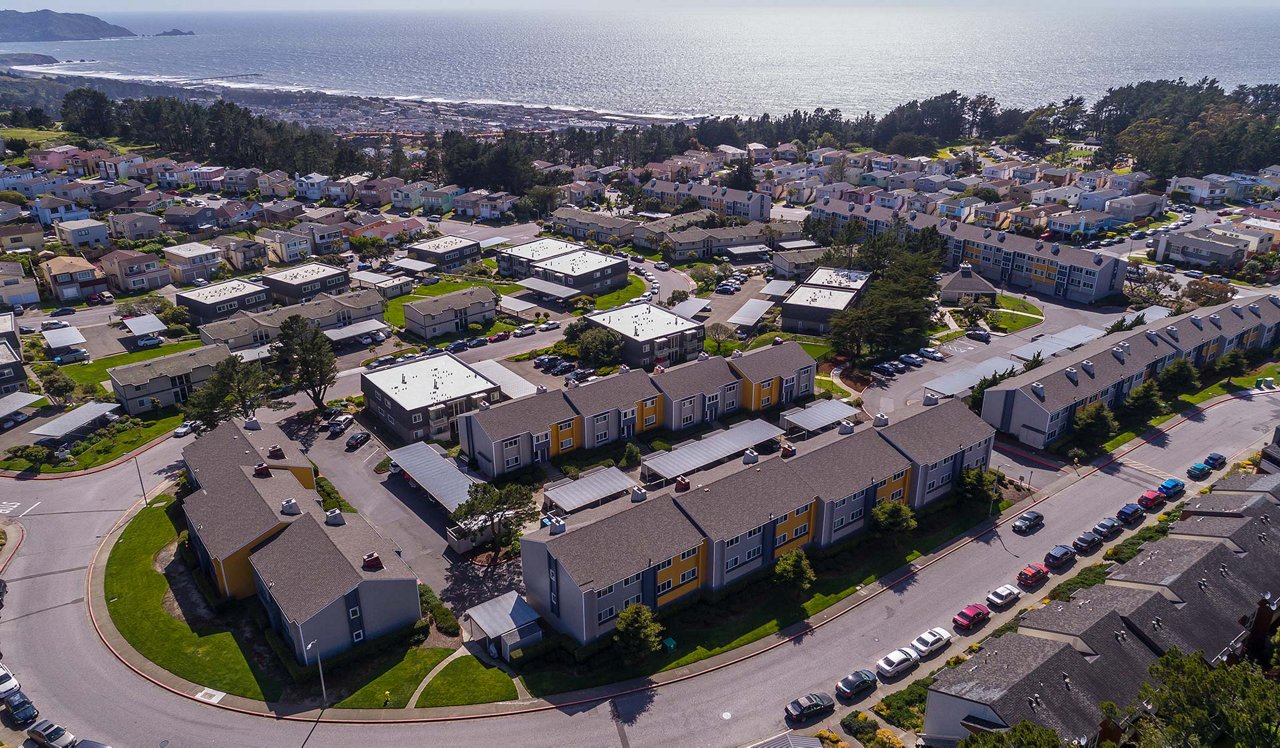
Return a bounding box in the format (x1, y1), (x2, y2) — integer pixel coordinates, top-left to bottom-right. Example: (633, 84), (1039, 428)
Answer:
(997, 231), (1007, 242)
(253, 462), (270, 478)
(731, 349), (743, 358)
(325, 508), (345, 526)
(1065, 367), (1078, 383)
(548, 516), (567, 535)
(280, 498), (301, 515)
(1035, 241), (1043, 251)
(1030, 381), (1045, 398)
(362, 551), (383, 570)
(268, 444), (285, 460)
(1190, 315), (1202, 329)
(535, 384), (547, 394)
(1081, 360), (1094, 374)
(864, 203), (872, 213)
(1093, 252), (1103, 265)
(697, 351), (710, 361)
(1270, 294), (1280, 307)
(908, 210), (917, 220)
(1112, 346), (1125, 362)
(742, 448), (759, 465)
(923, 393), (939, 406)
(1249, 303), (1261, 316)
(1208, 313), (1221, 327)
(837, 419), (855, 435)
(873, 413), (889, 427)
(1231, 304), (1243, 317)
(1051, 244), (1060, 255)
(983, 228), (992, 238)
(950, 221), (958, 231)
(1166, 325), (1179, 340)
(477, 399), (491, 409)
(631, 486), (648, 503)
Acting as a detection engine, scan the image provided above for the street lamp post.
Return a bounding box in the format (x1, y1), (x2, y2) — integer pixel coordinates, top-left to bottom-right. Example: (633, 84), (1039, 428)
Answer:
(134, 454), (149, 508)
(306, 639), (327, 708)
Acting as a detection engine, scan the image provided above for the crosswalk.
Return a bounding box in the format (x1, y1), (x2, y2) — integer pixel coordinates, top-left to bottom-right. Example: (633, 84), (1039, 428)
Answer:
(1111, 457), (1179, 483)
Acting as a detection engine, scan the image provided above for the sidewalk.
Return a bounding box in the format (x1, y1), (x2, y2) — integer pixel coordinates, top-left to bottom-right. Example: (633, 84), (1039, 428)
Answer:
(0, 429), (173, 480)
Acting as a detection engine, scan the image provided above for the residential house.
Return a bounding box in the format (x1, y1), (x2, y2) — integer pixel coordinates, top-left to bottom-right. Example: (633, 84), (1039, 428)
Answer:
(938, 196), (986, 222)
(1033, 184), (1085, 207)
(421, 184), (465, 214)
(1008, 203), (1071, 232)
(257, 228), (313, 265)
(261, 199), (305, 224)
(403, 287), (498, 341)
(163, 241), (222, 285)
(292, 221), (345, 255)
(0, 261), (39, 306)
(1167, 176), (1227, 206)
(39, 256), (108, 301)
(1040, 167), (1079, 186)
(907, 192), (949, 215)
(163, 204), (217, 231)
(221, 168), (263, 195)
(192, 166), (227, 192)
(1045, 210), (1113, 237)
(91, 180), (144, 211)
(973, 201), (1017, 228)
(560, 180), (605, 206)
(1008, 180), (1052, 204)
(391, 181), (433, 211)
(107, 212), (163, 242)
(406, 235), (482, 272)
(886, 171), (924, 192)
(981, 161), (1021, 180)
(0, 223), (43, 252)
(175, 279), (272, 325)
(361, 353), (501, 442)
(53, 218), (109, 249)
(657, 221), (803, 262)
(156, 161), (201, 189)
(453, 190), (489, 218)
(132, 157), (174, 185)
(66, 149), (111, 178)
(96, 154), (144, 182)
(199, 290), (383, 351)
(915, 174), (951, 193)
(0, 335), (25, 395)
(257, 170), (292, 198)
(1077, 188), (1124, 214)
(874, 190), (911, 211)
(109, 344), (230, 415)
(99, 249), (169, 293)
(0, 201), (25, 224)
(1010, 163), (1043, 184)
(209, 236), (269, 272)
(1156, 228), (1250, 269)
(1205, 222), (1273, 257)
(211, 199), (261, 228)
(1109, 171), (1152, 195)
(726, 341), (816, 412)
(31, 196), (89, 226)
(29, 145), (80, 170)
(585, 302), (706, 370)
(326, 175), (367, 205)
(124, 190), (169, 213)
(1077, 169), (1115, 191)
(294, 173), (331, 201)
(260, 262), (350, 305)
(479, 191), (517, 220)
(358, 177), (404, 207)
(1106, 193), (1167, 223)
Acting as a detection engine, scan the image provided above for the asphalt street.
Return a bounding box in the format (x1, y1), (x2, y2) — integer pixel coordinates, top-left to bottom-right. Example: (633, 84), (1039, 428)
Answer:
(1, 381), (1275, 747)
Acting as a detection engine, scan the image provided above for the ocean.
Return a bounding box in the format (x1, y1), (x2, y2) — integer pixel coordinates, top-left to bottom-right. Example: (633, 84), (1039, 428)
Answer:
(4, 3), (1280, 119)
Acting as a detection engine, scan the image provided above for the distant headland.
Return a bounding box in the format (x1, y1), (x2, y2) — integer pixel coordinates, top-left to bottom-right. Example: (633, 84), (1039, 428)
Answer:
(0, 9), (135, 42)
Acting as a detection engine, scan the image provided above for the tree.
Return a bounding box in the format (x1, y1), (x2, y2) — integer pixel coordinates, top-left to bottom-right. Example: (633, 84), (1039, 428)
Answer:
(183, 356), (270, 427)
(1126, 270), (1180, 307)
(1181, 277), (1236, 306)
(562, 318), (592, 344)
(688, 264), (717, 290)
(61, 88), (114, 138)
(1071, 402), (1118, 450)
(158, 304), (189, 329)
(613, 603), (664, 664)
(773, 548), (816, 592)
(955, 298), (989, 328)
(0, 190), (27, 207)
(953, 469), (999, 509)
(1213, 349), (1248, 378)
(666, 289), (689, 306)
(968, 366), (1017, 415)
(38, 368), (76, 406)
(1124, 379), (1168, 421)
(871, 499), (918, 536)
(957, 721), (1062, 748)
(576, 328), (623, 368)
(622, 442), (641, 468)
(1022, 350), (1045, 371)
(1136, 649), (1280, 748)
(724, 159), (756, 192)
(272, 315), (338, 409)
(706, 323), (733, 354)
(1157, 356), (1199, 395)
(451, 482), (538, 554)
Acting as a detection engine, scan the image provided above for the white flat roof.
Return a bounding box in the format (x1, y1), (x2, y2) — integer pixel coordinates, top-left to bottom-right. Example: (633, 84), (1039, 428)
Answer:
(499, 295), (536, 313)
(783, 285), (858, 311)
(532, 249), (621, 276)
(804, 267), (870, 291)
(123, 314), (165, 336)
(362, 353), (496, 411)
(165, 241), (219, 259)
(501, 238), (583, 262)
(351, 270), (406, 287)
(469, 359), (538, 399)
(42, 326), (86, 348)
(264, 262), (344, 285)
(177, 279), (267, 304)
(389, 258), (436, 273)
(589, 302), (700, 342)
(409, 235), (477, 253)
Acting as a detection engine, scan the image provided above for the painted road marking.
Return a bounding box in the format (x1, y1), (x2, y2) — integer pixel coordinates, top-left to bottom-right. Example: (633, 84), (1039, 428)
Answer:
(0, 501), (22, 515)
(17, 502), (40, 518)
(195, 688), (226, 704)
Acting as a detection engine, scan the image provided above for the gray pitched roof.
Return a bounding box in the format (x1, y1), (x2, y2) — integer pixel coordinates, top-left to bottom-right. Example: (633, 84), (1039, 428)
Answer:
(404, 287), (498, 318)
(725, 341), (815, 384)
(465, 390), (577, 444)
(545, 496), (704, 588)
(563, 369), (660, 418)
(651, 356), (739, 402)
(675, 459), (819, 540)
(109, 344), (230, 387)
(877, 400), (994, 465)
(247, 515), (360, 623)
(199, 290), (382, 342)
(786, 428), (911, 499)
(940, 268), (997, 295)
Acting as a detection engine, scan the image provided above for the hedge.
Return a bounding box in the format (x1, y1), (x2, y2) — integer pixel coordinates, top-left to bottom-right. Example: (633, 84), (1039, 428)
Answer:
(419, 584), (460, 636)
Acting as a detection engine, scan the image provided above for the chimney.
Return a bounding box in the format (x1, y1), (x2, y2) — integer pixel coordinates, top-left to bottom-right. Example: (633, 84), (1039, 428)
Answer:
(742, 448), (759, 465)
(1081, 360), (1094, 375)
(325, 508), (345, 526)
(1208, 313), (1221, 327)
(253, 462), (271, 478)
(243, 417), (261, 430)
(548, 516), (567, 535)
(731, 349), (743, 358)
(268, 444), (285, 460)
(1112, 346), (1125, 362)
(959, 262), (973, 277)
(997, 231), (1006, 242)
(923, 392), (939, 406)
(697, 350), (710, 361)
(1191, 315), (1202, 329)
(280, 498), (301, 515)
(477, 399), (490, 409)
(674, 475), (691, 492)
(630, 486), (647, 503)
(1166, 325), (1178, 340)
(1249, 303), (1261, 316)
(1065, 367), (1078, 383)
(1270, 294), (1280, 307)
(535, 384), (547, 394)
(1031, 381), (1045, 399)
(837, 419), (855, 435)
(873, 413), (889, 427)
(362, 551), (383, 571)
(1231, 304), (1244, 317)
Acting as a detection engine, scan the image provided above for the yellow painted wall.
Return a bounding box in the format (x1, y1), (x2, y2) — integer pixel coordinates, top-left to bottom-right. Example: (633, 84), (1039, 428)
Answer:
(214, 523), (286, 599)
(549, 417), (582, 457)
(875, 467), (913, 504)
(657, 541), (706, 607)
(273, 464), (316, 489)
(773, 501), (816, 557)
(637, 397), (663, 432)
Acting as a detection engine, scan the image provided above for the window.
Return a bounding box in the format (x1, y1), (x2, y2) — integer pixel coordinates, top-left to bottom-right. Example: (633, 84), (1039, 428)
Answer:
(834, 517), (846, 530)
(643, 397), (656, 408)
(679, 568), (697, 584)
(794, 505), (807, 518)
(352, 630), (364, 643)
(623, 594), (641, 609)
(558, 419), (575, 430)
(594, 413), (609, 424)
(927, 480), (936, 491)
(624, 573), (641, 587)
(680, 547), (698, 561)
(597, 607), (617, 624)
(747, 526), (763, 538)
(794, 523), (808, 538)
(760, 396), (771, 408)
(891, 488), (904, 501)
(644, 415), (656, 427)
(746, 546), (761, 561)
(726, 535), (740, 548)
(502, 437), (519, 448)
(725, 556), (740, 572)
(835, 498), (847, 508)
(504, 456), (521, 469)
(348, 606), (361, 619)
(776, 533), (788, 546)
(655, 558), (672, 571)
(411, 413), (423, 424)
(595, 432), (608, 445)
(682, 413), (695, 426)
(596, 584), (614, 598)
(560, 438), (573, 450)
(893, 470), (906, 480)
(656, 579), (672, 595)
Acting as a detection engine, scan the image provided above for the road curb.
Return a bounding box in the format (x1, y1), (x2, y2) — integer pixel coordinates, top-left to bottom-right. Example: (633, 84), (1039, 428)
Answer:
(0, 430), (173, 481)
(0, 520), (25, 575)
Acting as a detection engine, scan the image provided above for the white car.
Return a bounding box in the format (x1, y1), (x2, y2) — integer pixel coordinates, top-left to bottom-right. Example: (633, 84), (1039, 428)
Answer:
(173, 421), (201, 438)
(655, 261), (671, 271)
(537, 320), (561, 331)
(0, 664), (19, 697)
(918, 347), (945, 362)
(875, 647), (920, 678)
(371, 330), (387, 342)
(909, 627), (953, 658)
(12, 412), (28, 423)
(357, 334), (375, 346)
(987, 584), (1022, 608)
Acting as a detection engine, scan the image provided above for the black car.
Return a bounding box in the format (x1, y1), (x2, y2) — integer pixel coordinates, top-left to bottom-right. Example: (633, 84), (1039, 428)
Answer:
(966, 329), (991, 343)
(18, 325), (34, 335)
(1092, 517), (1123, 539)
(1116, 503), (1146, 524)
(50, 307), (76, 317)
(886, 360), (908, 374)
(550, 361), (577, 376)
(755, 437), (781, 455)
(1072, 530), (1103, 554)
(466, 337), (488, 348)
(1044, 544), (1077, 569)
(1203, 452), (1227, 469)
(1011, 510), (1044, 534)
(784, 692), (835, 722)
(569, 368), (596, 382)
(870, 363), (897, 378)
(345, 432), (372, 450)
(425, 346), (444, 355)
(835, 669), (878, 700)
(3, 690), (38, 726)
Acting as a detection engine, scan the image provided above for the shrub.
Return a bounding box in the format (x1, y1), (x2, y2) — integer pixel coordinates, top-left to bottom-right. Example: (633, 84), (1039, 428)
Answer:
(649, 438), (672, 452)
(1047, 563), (1112, 601)
(563, 466), (581, 479)
(622, 442), (641, 467)
(872, 676), (933, 731)
(871, 729), (904, 748)
(841, 711), (879, 743)
(315, 476), (357, 513)
(418, 584), (460, 636)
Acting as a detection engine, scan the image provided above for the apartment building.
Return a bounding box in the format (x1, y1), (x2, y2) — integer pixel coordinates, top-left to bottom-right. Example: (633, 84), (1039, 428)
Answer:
(403, 287), (498, 341)
(457, 389), (582, 477)
(260, 263), (350, 305)
(640, 180), (771, 222)
(780, 267), (870, 334)
(548, 207), (640, 243)
(659, 221), (804, 262)
(530, 249), (629, 295)
(361, 353), (501, 442)
(109, 344), (230, 414)
(176, 279), (272, 325)
(563, 370), (665, 449)
(631, 210), (715, 250)
(199, 289), (384, 351)
(496, 238), (583, 278)
(877, 400), (996, 508)
(406, 235), (482, 272)
(584, 302), (706, 369)
(650, 355), (741, 431)
(726, 341), (817, 412)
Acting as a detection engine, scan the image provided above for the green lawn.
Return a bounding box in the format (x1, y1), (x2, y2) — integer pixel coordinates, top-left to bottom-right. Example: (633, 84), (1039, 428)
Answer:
(520, 498), (992, 696)
(993, 294), (1043, 316)
(933, 329), (966, 343)
(385, 279), (524, 328)
(0, 407), (185, 473)
(334, 646), (454, 708)
(104, 497), (284, 701)
(816, 376), (852, 399)
(594, 275), (647, 309)
(746, 332), (833, 361)
(0, 126), (64, 146)
(987, 311), (1042, 334)
(62, 340), (204, 388)
(416, 655), (518, 707)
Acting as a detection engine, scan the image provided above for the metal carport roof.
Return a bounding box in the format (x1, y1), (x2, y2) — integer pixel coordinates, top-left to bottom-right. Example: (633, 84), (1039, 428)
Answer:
(479, 236), (512, 249)
(922, 356), (1018, 397)
(781, 399), (859, 432)
(463, 590), (539, 640)
(389, 258), (436, 273)
(517, 277), (586, 300)
(30, 402), (120, 438)
(670, 298), (710, 319)
(322, 319), (389, 342)
(544, 466), (635, 513)
(385, 442), (478, 513)
(641, 419), (784, 480)
(41, 326), (86, 349)
(1008, 325), (1105, 361)
(727, 299), (774, 327)
(499, 295), (536, 313)
(760, 280), (796, 297)
(469, 359), (537, 400)
(724, 243), (769, 256)
(0, 392), (42, 419)
(123, 314), (165, 336)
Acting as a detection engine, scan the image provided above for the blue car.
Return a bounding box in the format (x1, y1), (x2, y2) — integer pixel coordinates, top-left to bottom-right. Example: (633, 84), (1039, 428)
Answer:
(446, 341), (468, 353)
(466, 337), (488, 348)
(1157, 478), (1186, 497)
(1187, 463), (1212, 480)
(1116, 503), (1146, 524)
(1203, 452), (1226, 469)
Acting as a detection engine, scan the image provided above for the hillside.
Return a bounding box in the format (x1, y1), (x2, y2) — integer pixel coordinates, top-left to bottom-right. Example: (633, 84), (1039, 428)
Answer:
(0, 10), (135, 42)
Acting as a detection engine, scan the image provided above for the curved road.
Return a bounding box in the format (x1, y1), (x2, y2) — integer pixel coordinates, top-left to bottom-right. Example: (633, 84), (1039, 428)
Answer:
(4, 385), (1278, 744)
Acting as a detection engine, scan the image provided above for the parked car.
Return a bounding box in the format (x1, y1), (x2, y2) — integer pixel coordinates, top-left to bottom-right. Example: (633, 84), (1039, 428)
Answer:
(1186, 463), (1212, 480)
(654, 261), (671, 271)
(1044, 544), (1077, 569)
(952, 603), (991, 630)
(1072, 531), (1103, 554)
(899, 353), (925, 367)
(40, 320), (68, 331)
(0, 665), (19, 697)
(885, 360), (908, 374)
(53, 348), (88, 365)
(446, 340), (469, 354)
(550, 361), (577, 376)
(1092, 517), (1123, 539)
(488, 331), (510, 343)
(875, 647), (920, 678)
(50, 307), (76, 317)
(918, 347), (945, 361)
(537, 320), (561, 331)
(714, 285), (736, 295)
(18, 325), (34, 335)
(1116, 503), (1146, 524)
(465, 337), (488, 348)
(513, 324), (537, 337)
(1203, 452), (1227, 469)
(328, 414), (355, 434)
(10, 304), (22, 316)
(870, 362), (897, 378)
(371, 330), (386, 342)
(3, 690), (38, 726)
(425, 346), (444, 355)
(986, 584), (1022, 608)
(135, 335), (162, 348)
(1157, 478), (1186, 497)
(1017, 563), (1050, 587)
(346, 431), (372, 450)
(1183, 269), (1205, 279)
(835, 669), (878, 700)
(784, 692), (835, 722)
(966, 329), (991, 343)
(173, 421), (198, 438)
(909, 627), (953, 657)
(1137, 490), (1165, 510)
(1011, 510), (1044, 534)
(534, 355), (563, 370)
(27, 720), (75, 748)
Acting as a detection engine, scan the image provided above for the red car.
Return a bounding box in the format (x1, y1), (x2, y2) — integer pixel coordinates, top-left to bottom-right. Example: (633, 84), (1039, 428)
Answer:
(952, 603), (990, 630)
(1017, 563), (1050, 587)
(1038, 231), (1053, 240)
(1137, 490), (1165, 510)
(487, 331), (511, 343)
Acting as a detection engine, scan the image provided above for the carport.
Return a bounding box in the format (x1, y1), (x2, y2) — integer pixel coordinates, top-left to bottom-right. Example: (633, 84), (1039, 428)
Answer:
(1008, 325), (1105, 361)
(30, 402), (121, 440)
(388, 257), (437, 275)
(543, 466), (636, 514)
(641, 419), (784, 482)
(470, 359), (537, 400)
(461, 591), (542, 662)
(922, 356), (1018, 397)
(777, 239), (818, 251)
(323, 319), (389, 344)
(122, 314), (165, 337)
(498, 295), (537, 319)
(781, 399), (859, 438)
(670, 298), (710, 320)
(41, 326), (86, 351)
(479, 237), (511, 249)
(517, 277), (586, 302)
(0, 392), (43, 421)
(385, 442), (478, 513)
(723, 243), (769, 260)
(760, 280), (796, 298)
(234, 345), (272, 363)
(727, 298), (774, 327)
